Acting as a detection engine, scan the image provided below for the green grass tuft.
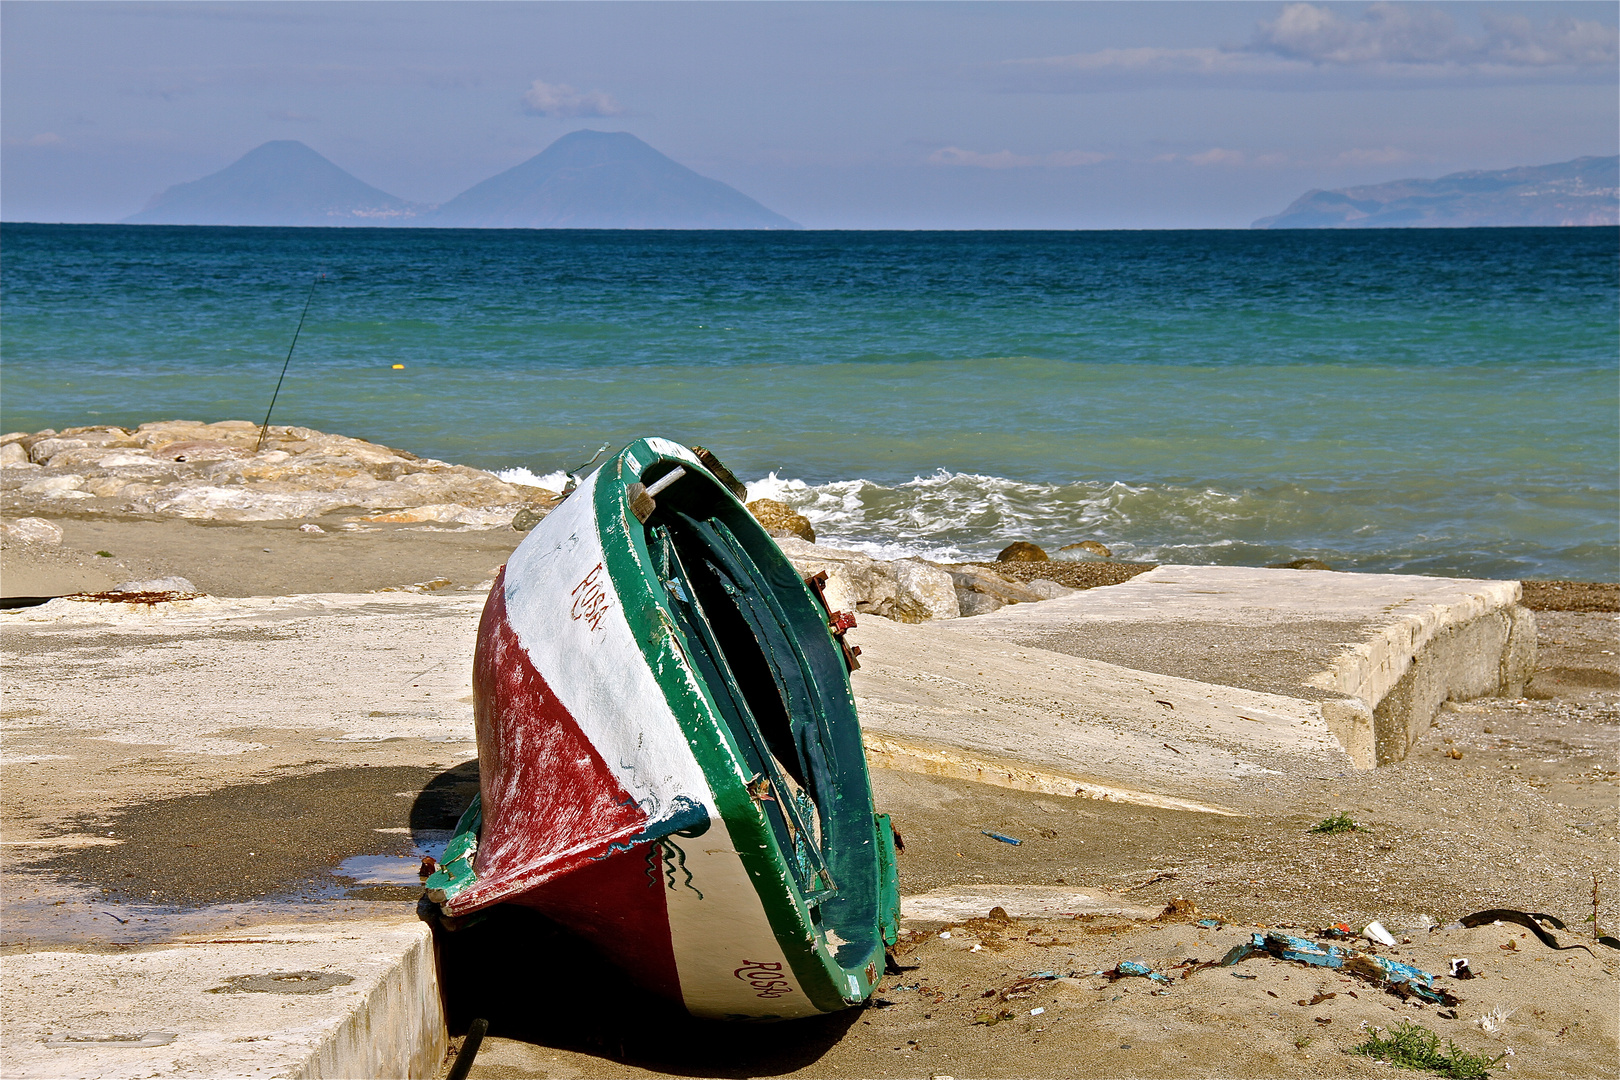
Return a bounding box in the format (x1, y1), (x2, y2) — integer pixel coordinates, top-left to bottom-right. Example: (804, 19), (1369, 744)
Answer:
(1349, 1020), (1506, 1080)
(1310, 811), (1360, 834)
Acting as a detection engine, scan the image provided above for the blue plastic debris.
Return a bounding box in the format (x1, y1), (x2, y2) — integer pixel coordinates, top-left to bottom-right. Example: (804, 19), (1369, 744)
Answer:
(1218, 931), (1458, 1005)
(1262, 932), (1356, 968)
(981, 830), (1022, 846)
(1196, 918), (1223, 929)
(1345, 954), (1455, 1004)
(1110, 960), (1171, 984)
(1218, 938), (1260, 967)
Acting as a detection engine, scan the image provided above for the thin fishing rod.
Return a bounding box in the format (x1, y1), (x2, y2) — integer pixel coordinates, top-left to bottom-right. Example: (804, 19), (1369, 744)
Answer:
(255, 272), (323, 453)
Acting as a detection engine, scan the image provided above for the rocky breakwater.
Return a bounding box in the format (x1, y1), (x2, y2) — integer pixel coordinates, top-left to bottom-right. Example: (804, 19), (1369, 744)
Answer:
(772, 537), (1074, 623)
(0, 420), (555, 527)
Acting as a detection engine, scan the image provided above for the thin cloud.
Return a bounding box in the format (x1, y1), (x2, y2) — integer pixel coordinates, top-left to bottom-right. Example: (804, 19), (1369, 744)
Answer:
(1186, 148), (1246, 167)
(521, 79), (622, 119)
(927, 146), (1110, 169)
(1258, 2), (1617, 67)
(1012, 3), (1617, 88)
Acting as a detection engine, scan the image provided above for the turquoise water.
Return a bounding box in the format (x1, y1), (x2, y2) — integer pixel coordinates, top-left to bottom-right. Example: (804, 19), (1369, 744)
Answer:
(3, 224), (1616, 579)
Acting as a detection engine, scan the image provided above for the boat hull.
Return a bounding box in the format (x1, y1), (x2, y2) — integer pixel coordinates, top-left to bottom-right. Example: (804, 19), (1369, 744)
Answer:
(427, 438), (899, 1019)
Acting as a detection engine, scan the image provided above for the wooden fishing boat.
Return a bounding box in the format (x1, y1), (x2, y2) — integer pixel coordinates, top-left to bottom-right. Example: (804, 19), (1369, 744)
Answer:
(425, 438), (900, 1020)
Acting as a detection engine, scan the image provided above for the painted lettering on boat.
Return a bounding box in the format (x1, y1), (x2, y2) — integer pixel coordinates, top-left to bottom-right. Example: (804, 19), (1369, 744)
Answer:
(733, 960), (794, 998)
(570, 562), (610, 632)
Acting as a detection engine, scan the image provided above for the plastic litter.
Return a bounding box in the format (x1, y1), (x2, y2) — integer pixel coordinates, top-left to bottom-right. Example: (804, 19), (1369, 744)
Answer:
(1219, 931), (1459, 1006)
(1108, 959), (1171, 984)
(1449, 958), (1474, 980)
(1319, 922), (1356, 939)
(981, 830), (1022, 846)
(1195, 918), (1223, 929)
(1362, 920), (1398, 946)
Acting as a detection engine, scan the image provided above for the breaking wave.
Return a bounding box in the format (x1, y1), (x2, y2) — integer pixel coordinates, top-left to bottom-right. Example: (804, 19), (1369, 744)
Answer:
(738, 469), (1605, 580)
(497, 466), (569, 492)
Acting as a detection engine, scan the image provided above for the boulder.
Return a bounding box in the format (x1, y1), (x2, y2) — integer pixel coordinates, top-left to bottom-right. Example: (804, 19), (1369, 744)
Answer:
(511, 506), (548, 532)
(946, 564), (1054, 616)
(891, 559), (961, 620)
(29, 438), (90, 464)
(996, 541), (1047, 562)
(774, 537), (897, 618)
(0, 517), (63, 545)
(747, 498), (815, 543)
(1058, 540), (1113, 559)
(1267, 558), (1334, 571)
(1022, 578), (1077, 601)
(773, 538), (957, 623)
(18, 474), (86, 497)
(0, 420), (546, 527)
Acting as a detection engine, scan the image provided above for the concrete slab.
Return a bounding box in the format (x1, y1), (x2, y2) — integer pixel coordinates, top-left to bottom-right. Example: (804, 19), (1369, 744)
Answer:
(848, 615), (1352, 814)
(899, 886), (1163, 927)
(1, 593), (472, 1079)
(0, 920), (444, 1080)
(1, 591), (482, 759)
(937, 565), (1536, 766)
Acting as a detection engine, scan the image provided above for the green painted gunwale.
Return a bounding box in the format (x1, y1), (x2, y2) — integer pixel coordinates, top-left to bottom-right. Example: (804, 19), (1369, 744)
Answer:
(597, 439), (895, 1013)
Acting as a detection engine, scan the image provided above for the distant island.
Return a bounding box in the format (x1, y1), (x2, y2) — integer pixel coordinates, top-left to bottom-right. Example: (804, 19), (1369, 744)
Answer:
(122, 131), (799, 230)
(1253, 156), (1619, 229)
(126, 141), (422, 227)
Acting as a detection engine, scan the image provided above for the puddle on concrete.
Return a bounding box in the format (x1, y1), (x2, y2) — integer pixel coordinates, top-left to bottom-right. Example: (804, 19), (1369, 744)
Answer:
(334, 832), (452, 886)
(0, 878), (430, 949)
(3, 765), (477, 948)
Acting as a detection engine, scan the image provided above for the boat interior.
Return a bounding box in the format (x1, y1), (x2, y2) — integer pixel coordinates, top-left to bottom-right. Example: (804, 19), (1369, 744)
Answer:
(635, 460), (879, 966)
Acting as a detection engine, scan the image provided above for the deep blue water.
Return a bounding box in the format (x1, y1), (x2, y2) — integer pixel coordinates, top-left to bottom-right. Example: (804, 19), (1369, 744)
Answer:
(3, 224), (1616, 578)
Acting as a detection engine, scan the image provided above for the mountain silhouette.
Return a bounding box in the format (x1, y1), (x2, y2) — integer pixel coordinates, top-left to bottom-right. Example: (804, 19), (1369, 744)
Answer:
(124, 141), (421, 227)
(1253, 156), (1619, 229)
(428, 130), (798, 229)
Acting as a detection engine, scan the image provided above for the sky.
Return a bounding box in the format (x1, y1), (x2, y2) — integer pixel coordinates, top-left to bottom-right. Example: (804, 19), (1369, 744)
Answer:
(3, 1), (1616, 229)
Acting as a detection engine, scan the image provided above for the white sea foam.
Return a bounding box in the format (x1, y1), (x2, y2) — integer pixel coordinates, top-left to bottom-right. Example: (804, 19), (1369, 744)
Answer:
(497, 466), (569, 492)
(497, 463), (1563, 577)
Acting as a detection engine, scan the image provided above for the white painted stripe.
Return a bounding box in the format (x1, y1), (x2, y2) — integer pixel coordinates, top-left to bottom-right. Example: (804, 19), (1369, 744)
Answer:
(641, 438), (701, 466)
(503, 450), (814, 1017)
(502, 467), (709, 818)
(661, 817), (814, 1019)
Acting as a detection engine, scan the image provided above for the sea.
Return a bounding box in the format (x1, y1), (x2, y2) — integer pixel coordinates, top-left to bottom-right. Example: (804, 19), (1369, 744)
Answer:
(2, 223), (1616, 581)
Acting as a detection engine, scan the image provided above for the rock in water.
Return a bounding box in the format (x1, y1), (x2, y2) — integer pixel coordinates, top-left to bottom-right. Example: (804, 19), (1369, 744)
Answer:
(996, 541), (1048, 562)
(747, 498), (815, 543)
(1059, 540), (1113, 559)
(1267, 558), (1334, 571)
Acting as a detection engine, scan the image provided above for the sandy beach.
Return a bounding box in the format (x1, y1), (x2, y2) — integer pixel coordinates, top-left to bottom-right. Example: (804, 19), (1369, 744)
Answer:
(2, 425), (1616, 1079)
